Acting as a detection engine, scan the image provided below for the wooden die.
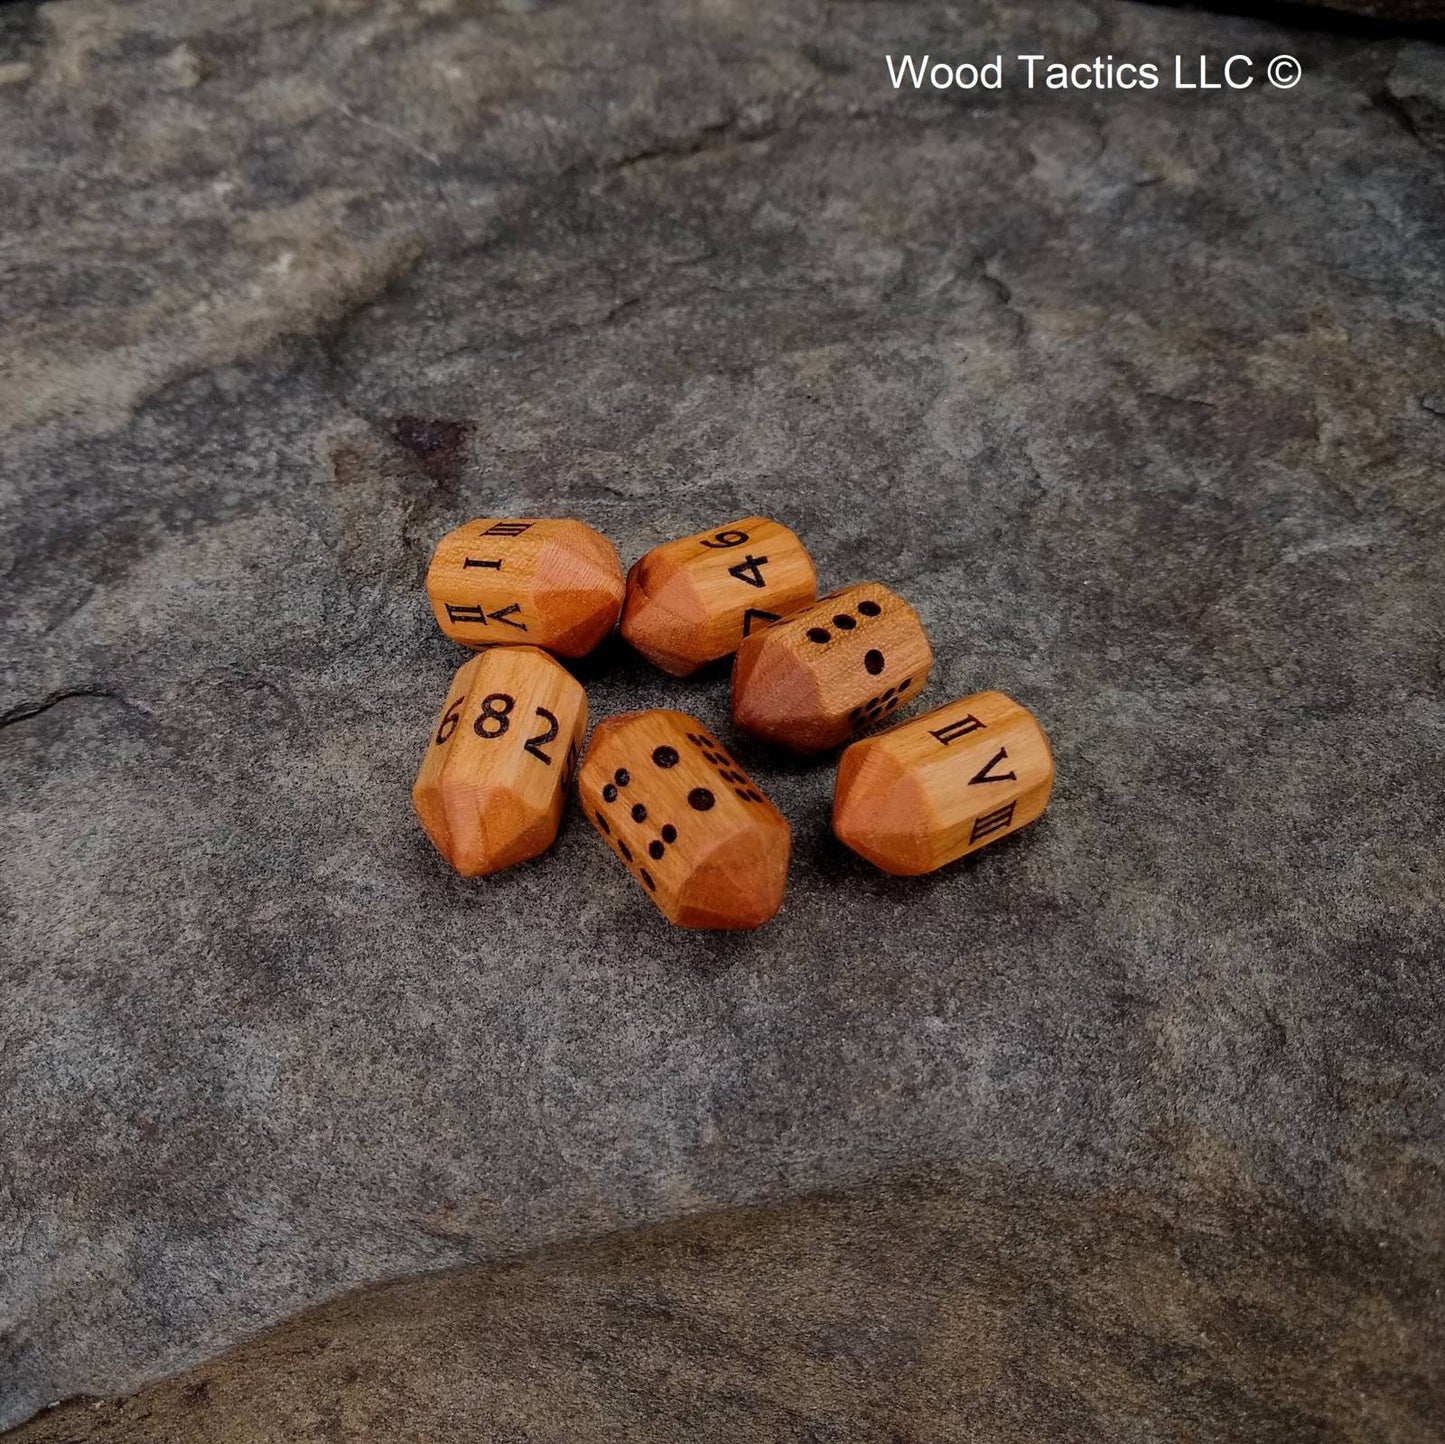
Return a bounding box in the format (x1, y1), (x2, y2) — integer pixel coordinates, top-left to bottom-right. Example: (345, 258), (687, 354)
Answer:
(579, 711), (790, 929)
(621, 517), (817, 676)
(832, 691), (1054, 874)
(414, 647), (587, 876)
(426, 518), (625, 657)
(731, 583), (933, 753)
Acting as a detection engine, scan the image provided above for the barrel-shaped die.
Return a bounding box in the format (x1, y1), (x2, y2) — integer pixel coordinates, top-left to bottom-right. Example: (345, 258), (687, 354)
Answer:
(580, 711), (791, 929)
(426, 518), (625, 657)
(414, 647), (587, 876)
(622, 517), (817, 675)
(731, 582), (933, 753)
(833, 691), (1053, 875)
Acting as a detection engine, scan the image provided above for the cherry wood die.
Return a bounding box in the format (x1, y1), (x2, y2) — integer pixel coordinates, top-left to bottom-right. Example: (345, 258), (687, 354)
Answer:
(731, 582), (933, 753)
(579, 710), (791, 929)
(621, 517), (817, 676)
(832, 691), (1054, 875)
(426, 518), (625, 657)
(413, 647), (587, 877)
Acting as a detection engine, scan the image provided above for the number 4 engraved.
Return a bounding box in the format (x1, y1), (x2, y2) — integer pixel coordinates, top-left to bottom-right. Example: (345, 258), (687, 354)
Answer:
(970, 801), (1016, 843)
(931, 714), (985, 746)
(727, 554), (769, 588)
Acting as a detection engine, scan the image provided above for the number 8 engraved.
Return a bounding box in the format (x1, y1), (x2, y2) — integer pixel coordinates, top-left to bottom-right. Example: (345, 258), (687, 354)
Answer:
(474, 692), (516, 739)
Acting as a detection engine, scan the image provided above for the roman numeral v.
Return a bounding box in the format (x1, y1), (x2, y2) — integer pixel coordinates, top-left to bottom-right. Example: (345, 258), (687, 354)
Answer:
(968, 747), (1017, 785)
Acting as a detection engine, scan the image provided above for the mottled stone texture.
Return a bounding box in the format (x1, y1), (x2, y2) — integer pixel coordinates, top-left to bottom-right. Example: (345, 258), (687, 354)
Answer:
(1, 0), (1442, 1434)
(1239, 1), (1444, 23)
(12, 1171), (1444, 1443)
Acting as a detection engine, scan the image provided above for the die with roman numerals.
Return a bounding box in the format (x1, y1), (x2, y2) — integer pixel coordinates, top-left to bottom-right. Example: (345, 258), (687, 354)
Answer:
(426, 518), (625, 657)
(832, 691), (1053, 874)
(731, 582), (933, 753)
(621, 516), (818, 676)
(414, 647), (587, 877)
(579, 710), (791, 929)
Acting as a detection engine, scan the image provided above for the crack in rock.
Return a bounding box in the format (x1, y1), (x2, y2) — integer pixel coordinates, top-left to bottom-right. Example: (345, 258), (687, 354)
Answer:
(0, 686), (125, 730)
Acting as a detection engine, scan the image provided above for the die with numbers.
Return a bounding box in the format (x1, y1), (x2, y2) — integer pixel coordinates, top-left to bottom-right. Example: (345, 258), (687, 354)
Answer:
(832, 690), (1053, 875)
(426, 518), (625, 657)
(414, 647), (587, 877)
(731, 582), (933, 753)
(621, 517), (818, 676)
(579, 710), (790, 929)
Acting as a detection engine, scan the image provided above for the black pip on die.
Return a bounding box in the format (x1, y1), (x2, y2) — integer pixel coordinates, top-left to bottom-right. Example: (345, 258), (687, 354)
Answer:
(579, 710), (791, 929)
(731, 582), (933, 753)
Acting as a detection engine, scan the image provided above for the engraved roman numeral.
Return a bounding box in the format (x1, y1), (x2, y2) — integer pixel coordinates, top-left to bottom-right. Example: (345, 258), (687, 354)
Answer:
(970, 801), (1016, 843)
(487, 602), (527, 630)
(444, 602), (528, 630)
(930, 714), (985, 746)
(445, 603), (488, 624)
(481, 521), (532, 537)
(463, 557), (502, 569)
(968, 747), (1016, 785)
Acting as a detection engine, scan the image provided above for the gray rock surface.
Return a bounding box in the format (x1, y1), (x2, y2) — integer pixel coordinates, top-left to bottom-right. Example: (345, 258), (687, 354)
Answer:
(2, 0), (1443, 1431)
(1249, 1), (1444, 23)
(12, 1169), (1444, 1443)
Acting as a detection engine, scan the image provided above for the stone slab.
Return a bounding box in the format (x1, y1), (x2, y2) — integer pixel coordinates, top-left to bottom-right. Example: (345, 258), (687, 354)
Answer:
(2, 0), (1443, 1428)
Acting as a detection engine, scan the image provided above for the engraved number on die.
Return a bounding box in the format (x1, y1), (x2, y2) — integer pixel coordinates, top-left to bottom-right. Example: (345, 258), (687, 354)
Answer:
(968, 748), (1017, 785)
(726, 554), (769, 588)
(931, 715), (985, 746)
(470, 691), (566, 768)
(525, 708), (560, 765)
(435, 696), (465, 745)
(474, 692), (515, 738)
